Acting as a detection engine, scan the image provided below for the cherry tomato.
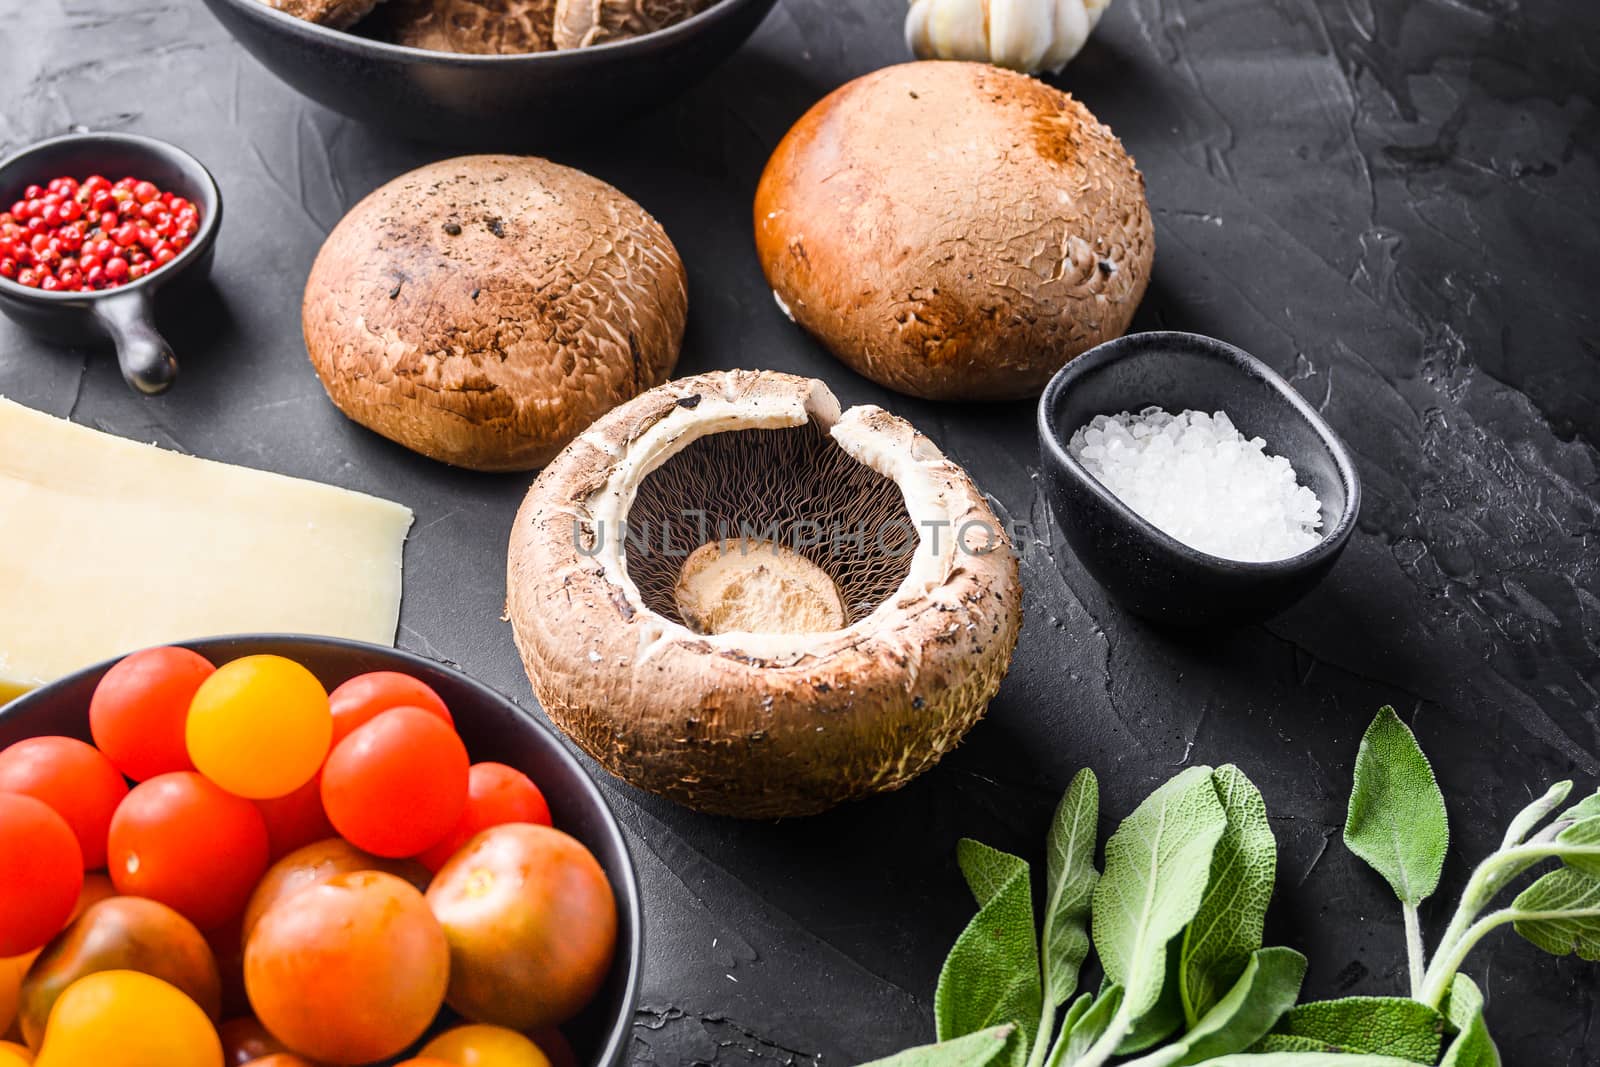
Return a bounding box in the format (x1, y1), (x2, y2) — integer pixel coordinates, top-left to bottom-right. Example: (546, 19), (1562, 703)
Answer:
(419, 763), (552, 871)
(0, 737), (128, 869)
(241, 838), (429, 942)
(245, 1057), (318, 1067)
(322, 707), (468, 858)
(33, 970), (221, 1067)
(88, 647), (214, 781)
(187, 656), (331, 800)
(427, 824), (616, 1029)
(0, 795), (82, 957)
(528, 1027), (579, 1067)
(0, 1041), (28, 1067)
(328, 671), (452, 746)
(17, 896), (222, 1048)
(394, 1060), (456, 1067)
(253, 776), (334, 861)
(106, 772), (269, 931)
(421, 1024), (552, 1067)
(244, 871), (447, 1064)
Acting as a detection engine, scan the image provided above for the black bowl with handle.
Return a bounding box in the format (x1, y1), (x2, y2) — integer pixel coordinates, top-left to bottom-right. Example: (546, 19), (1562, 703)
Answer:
(0, 633), (643, 1067)
(199, 0), (780, 145)
(1037, 331), (1362, 627)
(0, 132), (222, 395)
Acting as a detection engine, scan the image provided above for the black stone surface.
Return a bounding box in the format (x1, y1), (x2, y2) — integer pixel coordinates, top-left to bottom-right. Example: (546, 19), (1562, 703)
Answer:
(4, 0), (1597, 1063)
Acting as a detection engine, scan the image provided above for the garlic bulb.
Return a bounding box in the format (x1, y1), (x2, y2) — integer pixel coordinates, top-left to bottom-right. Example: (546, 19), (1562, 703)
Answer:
(905, 0), (1112, 75)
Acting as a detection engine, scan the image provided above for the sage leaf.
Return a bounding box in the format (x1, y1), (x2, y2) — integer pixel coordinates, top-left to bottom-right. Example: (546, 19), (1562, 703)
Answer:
(1181, 766), (1276, 1026)
(1264, 996), (1446, 1064)
(1045, 986), (1122, 1067)
(1092, 765), (1228, 1023)
(1343, 707), (1449, 907)
(1118, 939), (1184, 1054)
(1042, 769), (1099, 1009)
(1125, 947), (1307, 1067)
(1563, 788), (1600, 824)
(1440, 972), (1484, 1034)
(858, 1025), (1019, 1067)
(1500, 780), (1572, 848)
(935, 840), (1042, 1064)
(1510, 865), (1600, 960)
(1555, 816), (1600, 876)
(1438, 975), (1498, 1067)
(1187, 1055), (1425, 1067)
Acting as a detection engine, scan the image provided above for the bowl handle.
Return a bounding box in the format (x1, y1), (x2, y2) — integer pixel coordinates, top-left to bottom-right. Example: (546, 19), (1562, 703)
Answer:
(92, 288), (178, 395)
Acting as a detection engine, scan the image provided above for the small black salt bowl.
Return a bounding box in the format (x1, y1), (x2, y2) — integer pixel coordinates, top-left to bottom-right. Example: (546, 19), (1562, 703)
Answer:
(0, 634), (642, 1067)
(1037, 331), (1361, 627)
(0, 132), (223, 395)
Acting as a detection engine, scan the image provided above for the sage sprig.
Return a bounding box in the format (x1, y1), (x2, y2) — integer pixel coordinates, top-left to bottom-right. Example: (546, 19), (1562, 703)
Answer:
(858, 707), (1600, 1067)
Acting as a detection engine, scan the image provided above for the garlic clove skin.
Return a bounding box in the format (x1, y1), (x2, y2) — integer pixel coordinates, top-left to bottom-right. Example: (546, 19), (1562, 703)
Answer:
(905, 0), (1111, 75)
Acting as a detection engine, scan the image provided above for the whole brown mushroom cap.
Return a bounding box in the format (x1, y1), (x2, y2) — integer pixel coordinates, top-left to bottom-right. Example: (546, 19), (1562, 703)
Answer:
(303, 155), (686, 472)
(754, 61), (1154, 402)
(507, 369), (1023, 818)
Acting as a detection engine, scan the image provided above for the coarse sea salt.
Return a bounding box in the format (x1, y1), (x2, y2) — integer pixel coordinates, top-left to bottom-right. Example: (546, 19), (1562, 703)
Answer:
(1069, 407), (1323, 562)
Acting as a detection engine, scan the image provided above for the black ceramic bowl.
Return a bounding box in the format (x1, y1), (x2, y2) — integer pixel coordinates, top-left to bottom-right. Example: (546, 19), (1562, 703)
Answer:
(199, 0), (779, 145)
(1037, 331), (1361, 626)
(0, 133), (222, 395)
(0, 634), (642, 1067)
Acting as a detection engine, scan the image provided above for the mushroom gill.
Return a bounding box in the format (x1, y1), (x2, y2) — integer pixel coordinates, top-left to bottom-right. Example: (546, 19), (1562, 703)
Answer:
(623, 421), (917, 634)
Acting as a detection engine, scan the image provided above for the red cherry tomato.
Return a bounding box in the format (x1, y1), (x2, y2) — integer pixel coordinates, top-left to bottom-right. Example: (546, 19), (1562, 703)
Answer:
(419, 762), (552, 871)
(0, 737), (127, 869)
(0, 794), (83, 956)
(254, 775), (335, 861)
(106, 772), (269, 930)
(88, 647), (215, 781)
(322, 706), (468, 858)
(328, 672), (452, 747)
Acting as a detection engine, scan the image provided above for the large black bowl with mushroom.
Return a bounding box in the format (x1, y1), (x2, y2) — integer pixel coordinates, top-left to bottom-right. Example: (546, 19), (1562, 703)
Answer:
(198, 0), (777, 144)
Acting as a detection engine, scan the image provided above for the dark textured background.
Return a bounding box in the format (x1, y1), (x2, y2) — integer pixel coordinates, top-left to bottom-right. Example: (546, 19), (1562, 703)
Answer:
(3, 0), (1597, 1061)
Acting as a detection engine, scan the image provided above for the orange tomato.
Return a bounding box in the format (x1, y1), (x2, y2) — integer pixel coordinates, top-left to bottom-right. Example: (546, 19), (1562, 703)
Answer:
(33, 970), (221, 1067)
(241, 838), (429, 942)
(427, 824), (616, 1029)
(0, 1040), (30, 1066)
(187, 656), (331, 800)
(244, 871), (447, 1064)
(421, 1024), (552, 1067)
(240, 1056), (317, 1067)
(18, 897), (222, 1048)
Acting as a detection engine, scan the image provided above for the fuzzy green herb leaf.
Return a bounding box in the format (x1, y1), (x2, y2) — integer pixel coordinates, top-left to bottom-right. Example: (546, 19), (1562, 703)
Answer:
(859, 1026), (1020, 1067)
(1555, 816), (1600, 876)
(1125, 946), (1307, 1067)
(1344, 707), (1449, 907)
(1263, 997), (1446, 1064)
(1045, 987), (1122, 1067)
(1500, 781), (1572, 848)
(1042, 769), (1100, 1009)
(1510, 865), (1600, 960)
(1117, 940), (1184, 1054)
(935, 841), (1042, 1064)
(1181, 766), (1276, 1026)
(1563, 788), (1600, 824)
(1438, 975), (1499, 1067)
(1186, 1055), (1425, 1066)
(1092, 766), (1228, 1024)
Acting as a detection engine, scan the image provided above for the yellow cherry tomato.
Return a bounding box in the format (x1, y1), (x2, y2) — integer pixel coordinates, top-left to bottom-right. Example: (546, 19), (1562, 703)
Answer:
(186, 656), (331, 800)
(421, 1024), (552, 1067)
(34, 970), (222, 1067)
(0, 1040), (31, 1065)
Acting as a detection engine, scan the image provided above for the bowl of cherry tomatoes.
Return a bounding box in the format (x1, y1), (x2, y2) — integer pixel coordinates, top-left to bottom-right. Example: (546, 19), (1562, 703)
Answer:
(0, 634), (641, 1067)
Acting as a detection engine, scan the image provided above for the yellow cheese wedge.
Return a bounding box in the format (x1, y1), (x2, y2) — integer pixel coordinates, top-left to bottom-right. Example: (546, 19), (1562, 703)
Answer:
(0, 397), (413, 703)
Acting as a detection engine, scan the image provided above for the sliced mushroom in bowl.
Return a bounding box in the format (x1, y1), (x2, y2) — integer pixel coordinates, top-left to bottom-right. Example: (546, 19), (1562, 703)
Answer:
(506, 370), (1023, 818)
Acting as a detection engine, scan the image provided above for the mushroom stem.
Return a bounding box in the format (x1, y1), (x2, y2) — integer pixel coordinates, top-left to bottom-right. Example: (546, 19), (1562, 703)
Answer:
(674, 538), (846, 636)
